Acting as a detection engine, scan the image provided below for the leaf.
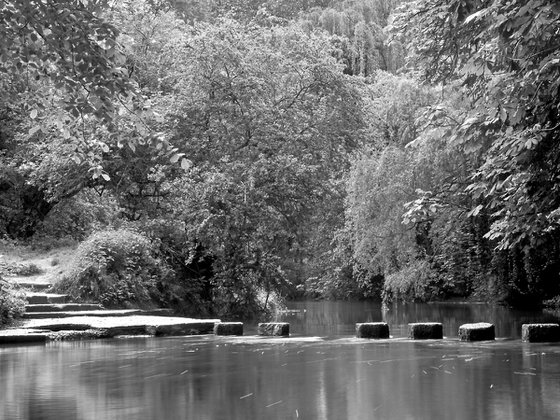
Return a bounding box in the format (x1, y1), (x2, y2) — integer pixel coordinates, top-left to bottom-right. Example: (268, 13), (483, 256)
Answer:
(28, 125), (41, 136)
(101, 173), (111, 181)
(464, 9), (488, 25)
(170, 153), (183, 164)
(30, 109), (38, 119)
(499, 107), (507, 122)
(181, 158), (191, 171)
(467, 205), (483, 217)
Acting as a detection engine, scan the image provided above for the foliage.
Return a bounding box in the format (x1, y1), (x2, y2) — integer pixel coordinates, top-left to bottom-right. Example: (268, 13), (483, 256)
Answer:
(35, 190), (120, 240)
(391, 0), (560, 305)
(381, 259), (436, 303)
(54, 229), (170, 308)
(6, 0), (560, 313)
(0, 0), (133, 125)
(0, 278), (25, 326)
(303, 0), (405, 75)
(0, 260), (41, 276)
(328, 72), (435, 299)
(158, 18), (368, 301)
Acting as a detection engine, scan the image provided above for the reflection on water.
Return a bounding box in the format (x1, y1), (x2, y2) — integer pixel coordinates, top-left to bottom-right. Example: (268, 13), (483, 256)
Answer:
(280, 300), (560, 338)
(1, 301), (560, 420)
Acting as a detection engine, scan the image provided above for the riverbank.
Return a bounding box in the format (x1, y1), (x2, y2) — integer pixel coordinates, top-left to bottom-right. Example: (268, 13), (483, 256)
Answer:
(0, 243), (222, 343)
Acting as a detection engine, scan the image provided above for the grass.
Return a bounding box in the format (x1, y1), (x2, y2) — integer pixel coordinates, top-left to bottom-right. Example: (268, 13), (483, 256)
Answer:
(0, 239), (76, 284)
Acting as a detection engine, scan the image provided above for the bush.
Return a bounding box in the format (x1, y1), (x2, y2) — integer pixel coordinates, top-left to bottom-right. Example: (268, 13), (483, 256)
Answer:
(0, 278), (26, 326)
(54, 229), (171, 308)
(0, 261), (43, 277)
(381, 260), (438, 304)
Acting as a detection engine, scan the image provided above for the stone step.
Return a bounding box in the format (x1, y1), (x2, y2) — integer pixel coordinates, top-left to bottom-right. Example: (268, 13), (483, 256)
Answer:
(23, 308), (174, 319)
(0, 329), (49, 344)
(25, 303), (104, 313)
(24, 315), (220, 337)
(13, 282), (52, 291)
(24, 292), (70, 304)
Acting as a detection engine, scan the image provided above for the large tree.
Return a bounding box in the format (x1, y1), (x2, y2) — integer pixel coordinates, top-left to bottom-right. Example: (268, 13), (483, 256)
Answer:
(392, 0), (560, 304)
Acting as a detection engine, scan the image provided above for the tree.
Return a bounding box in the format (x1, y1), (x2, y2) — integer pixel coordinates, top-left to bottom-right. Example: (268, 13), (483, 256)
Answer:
(0, 0), (133, 124)
(337, 72), (436, 299)
(157, 19), (368, 309)
(303, 0), (405, 75)
(393, 0), (560, 305)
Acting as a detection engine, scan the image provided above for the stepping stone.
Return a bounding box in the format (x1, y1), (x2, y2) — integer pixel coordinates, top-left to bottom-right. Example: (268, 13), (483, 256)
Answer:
(408, 323), (443, 339)
(459, 322), (495, 341)
(356, 322), (390, 339)
(25, 293), (69, 304)
(25, 303), (104, 313)
(522, 324), (560, 342)
(152, 322), (217, 336)
(258, 322), (289, 336)
(214, 322), (243, 336)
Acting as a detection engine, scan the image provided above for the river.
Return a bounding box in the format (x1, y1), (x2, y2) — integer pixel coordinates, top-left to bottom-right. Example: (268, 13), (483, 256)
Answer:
(2, 301), (560, 419)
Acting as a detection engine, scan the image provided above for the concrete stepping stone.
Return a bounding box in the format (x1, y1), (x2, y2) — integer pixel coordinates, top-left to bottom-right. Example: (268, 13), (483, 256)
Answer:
(25, 303), (105, 313)
(459, 322), (495, 341)
(408, 323), (443, 339)
(356, 322), (389, 339)
(522, 323), (560, 342)
(214, 322), (243, 336)
(24, 292), (69, 304)
(258, 322), (289, 336)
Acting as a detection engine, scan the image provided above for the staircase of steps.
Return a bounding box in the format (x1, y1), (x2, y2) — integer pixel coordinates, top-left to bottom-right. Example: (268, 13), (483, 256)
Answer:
(25, 292), (70, 304)
(21, 289), (174, 319)
(0, 282), (220, 344)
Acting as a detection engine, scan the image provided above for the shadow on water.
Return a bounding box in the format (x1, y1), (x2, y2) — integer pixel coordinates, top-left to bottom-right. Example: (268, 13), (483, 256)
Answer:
(1, 301), (560, 420)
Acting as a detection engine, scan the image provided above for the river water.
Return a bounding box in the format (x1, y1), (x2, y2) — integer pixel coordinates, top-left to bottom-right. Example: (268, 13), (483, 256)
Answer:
(2, 301), (560, 420)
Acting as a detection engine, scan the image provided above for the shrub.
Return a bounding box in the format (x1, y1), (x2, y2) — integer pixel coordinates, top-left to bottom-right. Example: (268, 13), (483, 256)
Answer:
(54, 229), (171, 308)
(0, 261), (43, 277)
(0, 278), (26, 326)
(381, 260), (438, 304)
(14, 263), (42, 276)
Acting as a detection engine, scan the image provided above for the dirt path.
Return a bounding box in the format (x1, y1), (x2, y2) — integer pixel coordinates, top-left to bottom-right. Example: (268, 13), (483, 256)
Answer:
(0, 244), (76, 287)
